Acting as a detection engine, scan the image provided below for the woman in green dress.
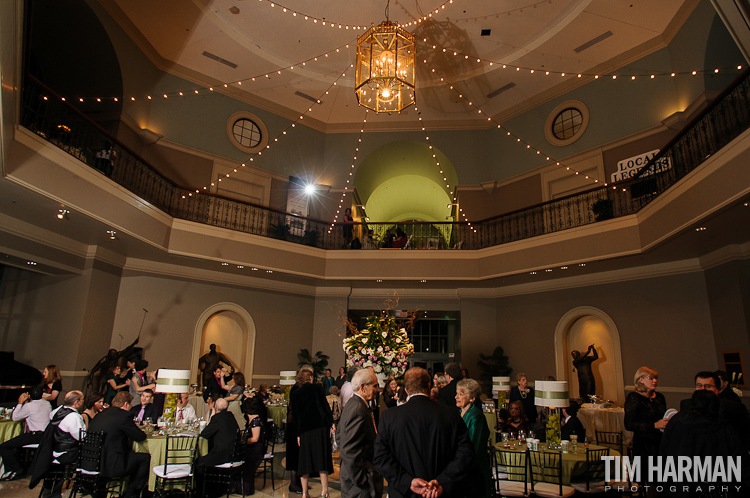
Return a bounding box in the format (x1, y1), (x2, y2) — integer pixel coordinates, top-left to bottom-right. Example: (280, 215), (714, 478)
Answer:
(456, 378), (492, 498)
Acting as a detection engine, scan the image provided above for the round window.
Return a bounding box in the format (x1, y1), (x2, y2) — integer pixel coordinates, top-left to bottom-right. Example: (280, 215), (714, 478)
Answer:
(544, 100), (589, 147)
(233, 118), (262, 148)
(226, 111), (269, 153)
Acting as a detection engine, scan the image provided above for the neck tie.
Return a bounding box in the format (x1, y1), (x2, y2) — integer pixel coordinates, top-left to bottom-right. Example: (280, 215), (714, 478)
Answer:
(177, 408), (183, 421)
(137, 405), (145, 422)
(371, 412), (377, 434)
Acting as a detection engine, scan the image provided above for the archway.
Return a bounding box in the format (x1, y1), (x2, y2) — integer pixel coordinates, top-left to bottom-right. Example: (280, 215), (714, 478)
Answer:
(553, 307), (624, 405)
(190, 303), (256, 387)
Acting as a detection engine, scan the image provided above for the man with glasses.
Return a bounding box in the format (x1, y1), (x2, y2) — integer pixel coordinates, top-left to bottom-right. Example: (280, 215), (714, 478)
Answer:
(340, 369), (383, 498)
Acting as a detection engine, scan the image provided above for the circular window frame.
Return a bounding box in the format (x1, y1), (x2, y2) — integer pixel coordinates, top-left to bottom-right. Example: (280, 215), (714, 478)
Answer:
(545, 100), (589, 147)
(226, 111), (269, 153)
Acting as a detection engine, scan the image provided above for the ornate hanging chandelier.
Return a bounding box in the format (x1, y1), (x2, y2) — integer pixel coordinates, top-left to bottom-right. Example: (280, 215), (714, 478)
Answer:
(355, 6), (415, 113)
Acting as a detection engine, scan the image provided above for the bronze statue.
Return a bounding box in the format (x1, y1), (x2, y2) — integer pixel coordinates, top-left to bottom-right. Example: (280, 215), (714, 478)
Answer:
(198, 343), (235, 390)
(572, 344), (598, 401)
(85, 336), (139, 396)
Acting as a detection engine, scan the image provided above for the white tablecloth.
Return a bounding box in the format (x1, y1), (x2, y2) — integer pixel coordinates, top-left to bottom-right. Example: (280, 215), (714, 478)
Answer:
(578, 407), (633, 446)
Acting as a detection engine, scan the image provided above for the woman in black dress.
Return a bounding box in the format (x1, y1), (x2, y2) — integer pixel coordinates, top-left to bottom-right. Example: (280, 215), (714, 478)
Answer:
(291, 369), (333, 498)
(624, 366), (668, 487)
(508, 372), (537, 423)
(234, 395), (266, 495)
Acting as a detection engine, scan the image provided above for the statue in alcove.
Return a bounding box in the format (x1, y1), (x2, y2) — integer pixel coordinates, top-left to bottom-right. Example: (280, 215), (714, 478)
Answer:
(572, 344), (598, 401)
(198, 343), (235, 391)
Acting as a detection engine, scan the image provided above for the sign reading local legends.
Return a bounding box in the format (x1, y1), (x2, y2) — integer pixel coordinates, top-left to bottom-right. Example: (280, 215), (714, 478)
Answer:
(611, 149), (672, 182)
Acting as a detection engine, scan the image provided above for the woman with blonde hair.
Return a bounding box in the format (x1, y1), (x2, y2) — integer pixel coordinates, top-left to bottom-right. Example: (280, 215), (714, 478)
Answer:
(456, 378), (492, 498)
(624, 367), (668, 462)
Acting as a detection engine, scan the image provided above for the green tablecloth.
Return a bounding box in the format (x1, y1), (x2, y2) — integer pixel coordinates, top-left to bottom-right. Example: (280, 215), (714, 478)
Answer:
(0, 419), (23, 444)
(494, 442), (619, 485)
(267, 405), (287, 428)
(484, 411), (496, 445)
(133, 434), (207, 491)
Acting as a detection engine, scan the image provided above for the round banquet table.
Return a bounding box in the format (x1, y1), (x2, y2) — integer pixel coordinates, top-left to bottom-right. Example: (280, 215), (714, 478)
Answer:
(0, 419), (23, 444)
(577, 407), (633, 446)
(494, 442), (620, 485)
(266, 405), (287, 428)
(484, 411), (497, 445)
(133, 432), (208, 491)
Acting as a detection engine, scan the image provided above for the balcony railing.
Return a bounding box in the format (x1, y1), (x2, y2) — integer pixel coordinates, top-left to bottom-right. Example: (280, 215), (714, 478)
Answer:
(19, 70), (750, 250)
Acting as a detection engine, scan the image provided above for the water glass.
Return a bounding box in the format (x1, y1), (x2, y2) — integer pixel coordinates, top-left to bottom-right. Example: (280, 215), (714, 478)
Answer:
(570, 434), (578, 452)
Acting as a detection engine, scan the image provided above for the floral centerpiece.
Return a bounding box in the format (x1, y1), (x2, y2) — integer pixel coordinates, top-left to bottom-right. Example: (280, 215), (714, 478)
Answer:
(343, 314), (414, 380)
(546, 411), (561, 445)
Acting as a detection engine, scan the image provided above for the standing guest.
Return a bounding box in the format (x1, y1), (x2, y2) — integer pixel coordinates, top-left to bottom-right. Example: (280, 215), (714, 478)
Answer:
(175, 393), (197, 423)
(383, 378), (399, 409)
(81, 391), (104, 428)
(624, 367), (668, 471)
(0, 386), (51, 481)
(129, 389), (159, 423)
(233, 395), (266, 495)
(129, 359), (155, 406)
(509, 373), (537, 423)
(225, 372), (246, 403)
(502, 401), (528, 437)
(373, 367), (475, 498)
(203, 365), (227, 402)
(28, 390), (86, 489)
(104, 364), (129, 405)
(342, 208), (355, 247)
(256, 383), (270, 403)
(122, 357), (137, 383)
(335, 367), (347, 389)
(292, 368), (334, 498)
(339, 369), (383, 498)
(365, 367), (381, 426)
(327, 386), (342, 425)
(455, 379), (491, 498)
(438, 363), (462, 407)
(560, 400), (585, 441)
(286, 366), (313, 494)
(322, 369), (335, 396)
(715, 370), (743, 404)
(461, 369), (469, 379)
(87, 392), (149, 498)
(340, 366), (360, 409)
(40, 365), (62, 408)
(431, 375), (446, 403)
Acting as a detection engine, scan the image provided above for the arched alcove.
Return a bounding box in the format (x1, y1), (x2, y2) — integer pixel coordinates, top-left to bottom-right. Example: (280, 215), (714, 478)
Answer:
(190, 303), (256, 386)
(553, 306), (625, 405)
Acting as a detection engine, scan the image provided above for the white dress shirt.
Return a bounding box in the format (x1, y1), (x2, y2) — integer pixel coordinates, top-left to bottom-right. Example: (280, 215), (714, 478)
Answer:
(175, 403), (197, 422)
(12, 399), (52, 432)
(50, 405), (86, 463)
(340, 381), (354, 408)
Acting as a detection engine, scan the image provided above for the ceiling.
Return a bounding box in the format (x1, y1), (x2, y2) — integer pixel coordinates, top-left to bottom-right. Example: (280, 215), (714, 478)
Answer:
(102, 0), (695, 130)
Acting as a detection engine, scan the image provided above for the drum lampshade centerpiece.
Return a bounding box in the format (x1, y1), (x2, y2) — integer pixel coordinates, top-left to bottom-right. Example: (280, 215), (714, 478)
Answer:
(492, 376), (510, 405)
(535, 380), (569, 445)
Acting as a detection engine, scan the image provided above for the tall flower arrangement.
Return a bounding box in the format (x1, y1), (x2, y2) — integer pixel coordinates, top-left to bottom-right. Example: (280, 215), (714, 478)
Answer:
(343, 314), (414, 378)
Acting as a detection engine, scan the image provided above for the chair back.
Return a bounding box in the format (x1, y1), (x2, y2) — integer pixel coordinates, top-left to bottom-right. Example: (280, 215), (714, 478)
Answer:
(163, 434), (199, 474)
(529, 449), (564, 496)
(231, 429), (245, 464)
(263, 422), (275, 455)
(77, 429), (105, 472)
(493, 448), (528, 496)
(595, 430), (623, 455)
(584, 447), (610, 492)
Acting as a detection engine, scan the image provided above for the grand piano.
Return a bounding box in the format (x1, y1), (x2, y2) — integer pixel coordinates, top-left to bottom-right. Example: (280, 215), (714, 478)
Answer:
(0, 351), (43, 404)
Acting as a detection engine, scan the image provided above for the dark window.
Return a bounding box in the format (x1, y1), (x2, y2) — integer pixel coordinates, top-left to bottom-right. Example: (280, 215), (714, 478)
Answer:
(233, 118), (261, 148)
(552, 107), (583, 140)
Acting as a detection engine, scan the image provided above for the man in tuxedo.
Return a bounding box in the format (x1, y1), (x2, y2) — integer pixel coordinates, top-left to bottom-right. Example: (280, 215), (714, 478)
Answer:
(128, 389), (159, 423)
(197, 398), (239, 469)
(438, 363), (461, 408)
(87, 391), (149, 498)
(373, 367), (474, 498)
(560, 400), (586, 441)
(339, 369), (383, 498)
(679, 371), (750, 450)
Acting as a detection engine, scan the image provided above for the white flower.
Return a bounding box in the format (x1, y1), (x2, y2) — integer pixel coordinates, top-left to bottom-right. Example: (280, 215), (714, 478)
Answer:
(362, 338), (368, 344)
(400, 328), (406, 334)
(382, 332), (387, 338)
(377, 347), (383, 353)
(364, 360), (373, 367)
(396, 338), (401, 343)
(374, 365), (383, 373)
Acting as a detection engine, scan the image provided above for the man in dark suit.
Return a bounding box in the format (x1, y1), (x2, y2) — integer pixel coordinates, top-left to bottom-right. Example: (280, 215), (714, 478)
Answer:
(339, 369), (383, 498)
(87, 391), (149, 498)
(679, 371), (750, 450)
(437, 363), (461, 408)
(560, 400), (586, 441)
(373, 367), (474, 498)
(128, 389), (159, 423)
(196, 397), (239, 469)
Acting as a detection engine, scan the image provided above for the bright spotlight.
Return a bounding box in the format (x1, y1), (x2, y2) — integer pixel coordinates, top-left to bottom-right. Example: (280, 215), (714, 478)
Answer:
(304, 184), (316, 195)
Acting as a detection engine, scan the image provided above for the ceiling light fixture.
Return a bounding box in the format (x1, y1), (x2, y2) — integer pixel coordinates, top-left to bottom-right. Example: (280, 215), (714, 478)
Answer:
(57, 209), (69, 220)
(355, 0), (415, 113)
(106, 230), (117, 240)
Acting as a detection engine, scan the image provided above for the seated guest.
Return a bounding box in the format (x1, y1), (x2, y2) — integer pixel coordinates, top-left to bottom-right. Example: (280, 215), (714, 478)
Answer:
(502, 400), (528, 437)
(224, 372), (245, 404)
(509, 373), (537, 423)
(87, 392), (149, 498)
(175, 392), (197, 423)
(0, 386), (51, 481)
(81, 391), (105, 428)
(104, 364), (129, 405)
(256, 383), (269, 403)
(205, 393), (221, 423)
(196, 398), (240, 491)
(715, 370), (743, 404)
(392, 229), (408, 248)
(129, 359), (155, 406)
(128, 389), (159, 423)
(561, 400), (585, 441)
(381, 230), (395, 248)
(28, 390), (86, 489)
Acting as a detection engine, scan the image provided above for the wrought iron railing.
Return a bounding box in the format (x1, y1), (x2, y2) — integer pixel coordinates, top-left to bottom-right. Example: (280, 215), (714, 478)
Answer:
(19, 70), (750, 250)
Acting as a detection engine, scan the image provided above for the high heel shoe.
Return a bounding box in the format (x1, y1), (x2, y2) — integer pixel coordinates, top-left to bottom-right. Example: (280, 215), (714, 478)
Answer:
(321, 491), (329, 498)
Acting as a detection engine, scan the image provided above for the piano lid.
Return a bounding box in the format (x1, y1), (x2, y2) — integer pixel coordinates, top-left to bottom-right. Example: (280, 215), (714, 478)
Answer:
(0, 351), (44, 388)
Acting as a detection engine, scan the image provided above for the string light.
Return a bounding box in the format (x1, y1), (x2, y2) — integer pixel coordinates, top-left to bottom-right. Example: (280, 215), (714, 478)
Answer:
(329, 110), (370, 233)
